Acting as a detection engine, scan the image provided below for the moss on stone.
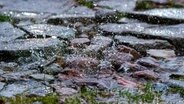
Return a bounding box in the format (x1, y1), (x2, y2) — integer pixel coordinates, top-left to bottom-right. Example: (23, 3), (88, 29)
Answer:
(0, 15), (11, 22)
(169, 86), (184, 97)
(0, 93), (59, 104)
(76, 0), (94, 8)
(135, 0), (183, 11)
(119, 83), (162, 104)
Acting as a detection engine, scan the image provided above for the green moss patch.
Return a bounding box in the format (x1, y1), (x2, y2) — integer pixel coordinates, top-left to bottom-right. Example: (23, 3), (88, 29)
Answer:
(0, 15), (12, 22)
(119, 83), (162, 104)
(0, 93), (59, 104)
(135, 0), (183, 11)
(170, 74), (184, 81)
(169, 86), (184, 97)
(76, 0), (94, 8)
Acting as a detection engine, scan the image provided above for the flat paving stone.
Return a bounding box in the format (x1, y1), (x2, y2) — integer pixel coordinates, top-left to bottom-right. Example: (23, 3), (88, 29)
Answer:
(147, 49), (176, 59)
(22, 24), (76, 40)
(70, 38), (90, 47)
(127, 8), (184, 24)
(115, 35), (173, 53)
(100, 23), (184, 54)
(95, 0), (137, 12)
(0, 22), (25, 42)
(0, 82), (5, 91)
(47, 6), (96, 24)
(0, 0), (75, 14)
(100, 23), (151, 34)
(30, 74), (54, 81)
(0, 38), (63, 51)
(0, 80), (51, 97)
(0, 38), (66, 57)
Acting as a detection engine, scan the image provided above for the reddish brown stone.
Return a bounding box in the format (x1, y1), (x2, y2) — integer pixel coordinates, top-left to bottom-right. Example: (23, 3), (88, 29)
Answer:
(116, 76), (139, 88)
(55, 56), (65, 67)
(65, 55), (100, 69)
(117, 45), (141, 59)
(61, 68), (84, 78)
(104, 49), (133, 67)
(133, 70), (159, 80)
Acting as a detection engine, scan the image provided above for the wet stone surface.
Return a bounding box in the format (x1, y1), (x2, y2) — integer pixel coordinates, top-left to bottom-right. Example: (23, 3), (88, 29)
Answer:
(115, 35), (174, 53)
(65, 55), (100, 70)
(147, 49), (176, 59)
(0, 0), (75, 14)
(30, 74), (54, 81)
(95, 0), (137, 12)
(22, 24), (76, 40)
(103, 49), (133, 67)
(0, 82), (5, 91)
(0, 22), (25, 42)
(0, 80), (51, 97)
(1, 0), (184, 103)
(70, 38), (90, 47)
(0, 38), (66, 58)
(128, 8), (184, 24)
(48, 6), (96, 24)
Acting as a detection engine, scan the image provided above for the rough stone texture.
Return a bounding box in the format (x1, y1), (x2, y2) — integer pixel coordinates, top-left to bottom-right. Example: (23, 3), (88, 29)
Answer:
(85, 36), (112, 54)
(65, 55), (100, 69)
(0, 81), (51, 97)
(56, 87), (78, 96)
(118, 62), (149, 72)
(0, 82), (5, 91)
(133, 70), (159, 80)
(0, 38), (65, 57)
(147, 49), (176, 59)
(0, 82), (27, 97)
(95, 0), (137, 12)
(118, 18), (139, 23)
(1, 11), (52, 23)
(0, 62), (18, 72)
(70, 38), (90, 47)
(160, 57), (184, 72)
(100, 23), (150, 35)
(30, 74), (54, 81)
(2, 70), (38, 81)
(100, 23), (184, 54)
(43, 63), (63, 75)
(142, 24), (184, 54)
(117, 45), (141, 59)
(0, 22), (25, 42)
(136, 57), (160, 68)
(167, 80), (184, 89)
(115, 35), (173, 53)
(103, 49), (133, 67)
(95, 7), (119, 23)
(0, 69), (5, 75)
(0, 0), (75, 14)
(22, 24), (76, 40)
(127, 8), (184, 24)
(91, 36), (112, 47)
(47, 6), (96, 24)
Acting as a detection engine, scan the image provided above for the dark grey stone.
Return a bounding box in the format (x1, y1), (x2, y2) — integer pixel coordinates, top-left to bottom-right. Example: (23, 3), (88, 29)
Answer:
(127, 8), (184, 24)
(100, 23), (184, 54)
(22, 24), (76, 40)
(47, 6), (96, 24)
(0, 38), (66, 57)
(114, 35), (173, 53)
(30, 74), (54, 81)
